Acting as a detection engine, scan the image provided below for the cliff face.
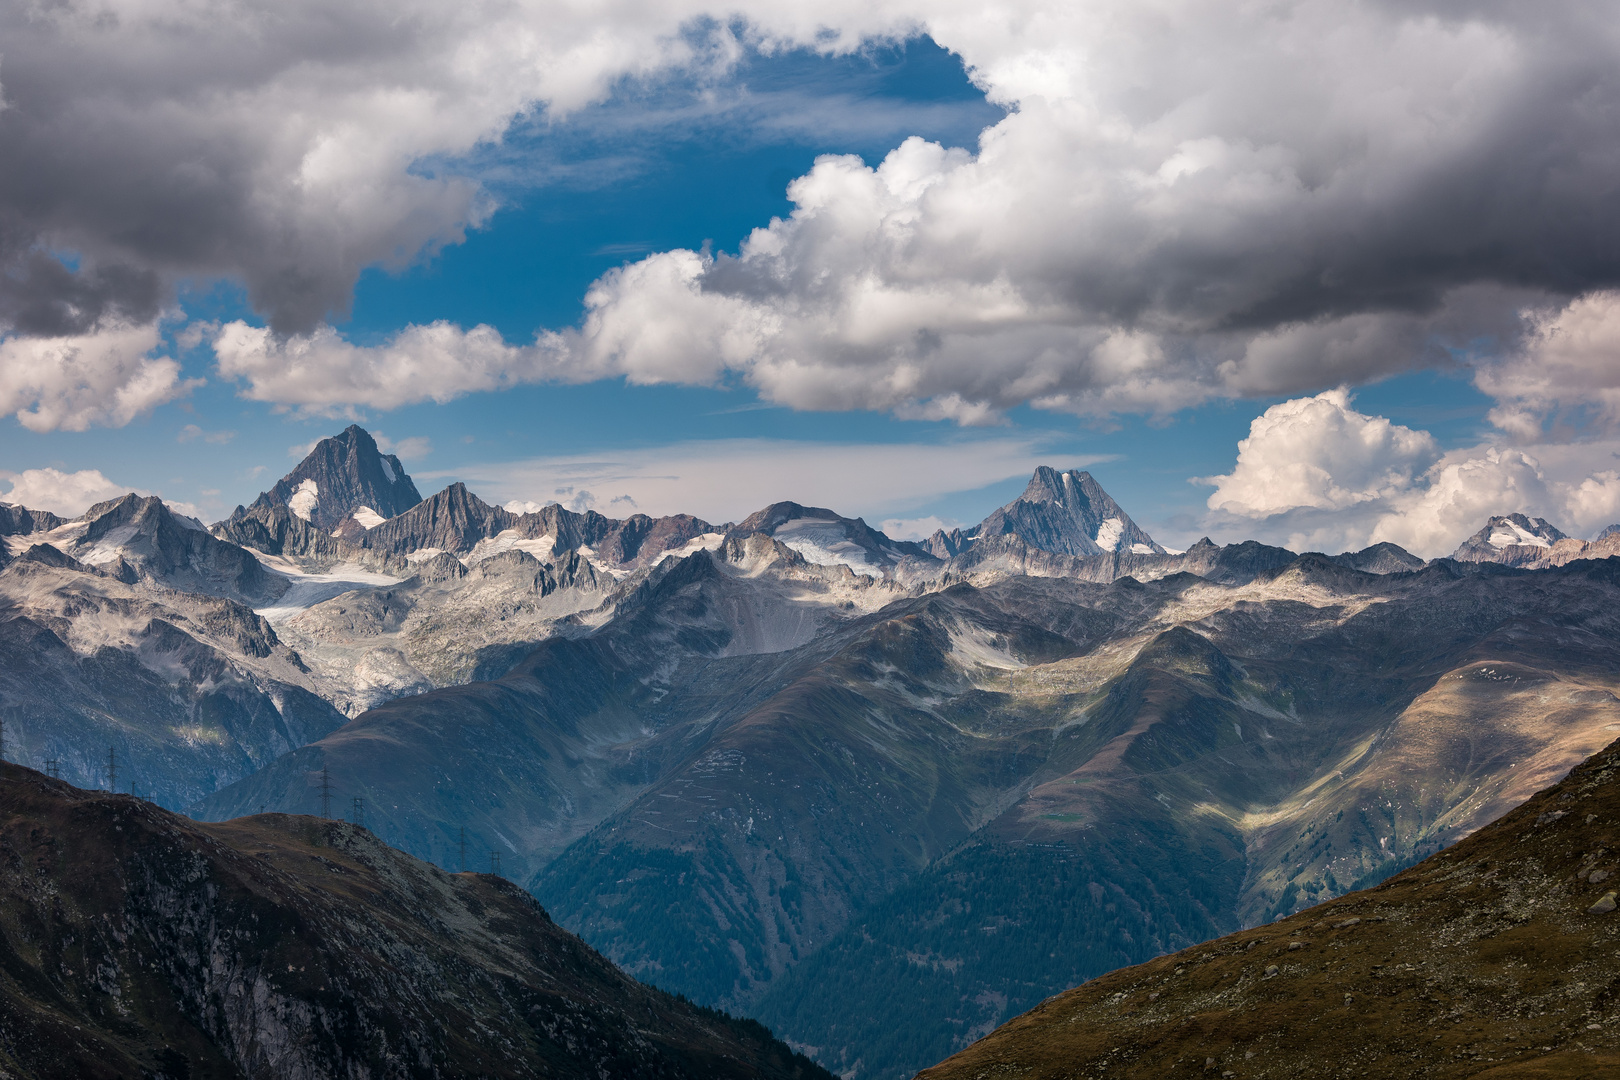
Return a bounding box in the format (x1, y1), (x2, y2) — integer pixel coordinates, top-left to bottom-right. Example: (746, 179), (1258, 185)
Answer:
(0, 763), (832, 1080)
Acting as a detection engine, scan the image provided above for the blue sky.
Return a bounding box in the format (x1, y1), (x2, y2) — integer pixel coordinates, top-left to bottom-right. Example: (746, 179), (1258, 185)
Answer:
(3, 5), (1617, 557)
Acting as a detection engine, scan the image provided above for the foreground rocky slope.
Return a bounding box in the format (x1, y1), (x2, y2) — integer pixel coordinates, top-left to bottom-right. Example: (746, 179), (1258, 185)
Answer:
(918, 737), (1620, 1080)
(0, 762), (832, 1080)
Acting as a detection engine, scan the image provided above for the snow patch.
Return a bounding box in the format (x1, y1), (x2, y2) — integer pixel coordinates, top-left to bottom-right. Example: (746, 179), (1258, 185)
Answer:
(79, 524), (140, 565)
(948, 622), (1026, 671)
(1129, 542), (1157, 555)
(379, 457), (396, 483)
(773, 518), (882, 578)
(288, 479), (319, 521)
(350, 505), (385, 529)
(1094, 517), (1124, 552)
(662, 532), (727, 561)
(254, 561), (401, 623)
(466, 530), (556, 565)
(404, 546), (448, 564)
(1488, 518), (1552, 549)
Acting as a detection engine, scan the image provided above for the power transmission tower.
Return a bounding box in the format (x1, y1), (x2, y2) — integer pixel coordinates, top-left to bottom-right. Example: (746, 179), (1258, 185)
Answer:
(459, 827), (467, 873)
(107, 746), (118, 793)
(490, 850), (501, 877)
(318, 765), (333, 819)
(44, 758), (60, 780)
(351, 797), (364, 827)
(0, 711), (6, 763)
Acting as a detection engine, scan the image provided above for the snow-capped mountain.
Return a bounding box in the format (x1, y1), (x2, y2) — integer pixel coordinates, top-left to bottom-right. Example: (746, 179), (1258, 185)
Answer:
(727, 502), (934, 578)
(242, 424), (422, 535)
(930, 467), (1166, 559)
(1449, 513), (1568, 567)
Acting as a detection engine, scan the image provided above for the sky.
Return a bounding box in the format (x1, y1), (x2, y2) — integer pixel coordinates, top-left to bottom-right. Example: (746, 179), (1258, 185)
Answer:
(3, 0), (1620, 557)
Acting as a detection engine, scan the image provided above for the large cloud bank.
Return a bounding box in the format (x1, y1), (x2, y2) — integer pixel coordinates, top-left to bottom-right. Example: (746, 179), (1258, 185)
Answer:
(1, 0), (1618, 431)
(1204, 389), (1620, 558)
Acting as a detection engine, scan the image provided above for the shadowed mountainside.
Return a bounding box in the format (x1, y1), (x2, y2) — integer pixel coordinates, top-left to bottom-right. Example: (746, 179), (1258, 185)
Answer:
(0, 762), (833, 1080)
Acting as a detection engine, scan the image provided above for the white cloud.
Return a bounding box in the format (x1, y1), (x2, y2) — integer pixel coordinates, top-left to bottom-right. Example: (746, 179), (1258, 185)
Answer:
(429, 436), (1071, 524)
(1476, 290), (1620, 440)
(1202, 392), (1620, 557)
(373, 433), (434, 460)
(212, 320), (577, 415)
(879, 514), (959, 541)
(178, 423), (235, 444)
(9, 1), (1619, 428)
(1, 467), (137, 517)
(0, 322), (197, 432)
(1204, 390), (1439, 517)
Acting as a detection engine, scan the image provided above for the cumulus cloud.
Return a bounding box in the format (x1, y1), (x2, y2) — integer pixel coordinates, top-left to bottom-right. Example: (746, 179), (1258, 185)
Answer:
(211, 321), (575, 414)
(0, 322), (198, 431)
(0, 467), (137, 517)
(0, 0), (909, 342)
(10, 0), (1620, 427)
(430, 436), (1070, 524)
(1476, 291), (1620, 440)
(1203, 392), (1620, 557)
(879, 514), (959, 541)
(1203, 390), (1439, 518)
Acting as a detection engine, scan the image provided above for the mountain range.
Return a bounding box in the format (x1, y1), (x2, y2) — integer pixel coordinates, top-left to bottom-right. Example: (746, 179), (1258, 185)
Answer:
(5, 425), (1620, 1078)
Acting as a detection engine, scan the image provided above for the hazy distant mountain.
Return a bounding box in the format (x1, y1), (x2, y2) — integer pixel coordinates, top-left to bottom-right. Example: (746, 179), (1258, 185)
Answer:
(0, 765), (833, 1080)
(244, 424), (422, 534)
(917, 737), (1620, 1079)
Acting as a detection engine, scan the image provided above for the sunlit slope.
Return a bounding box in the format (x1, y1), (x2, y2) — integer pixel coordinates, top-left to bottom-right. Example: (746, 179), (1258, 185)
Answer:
(916, 738), (1620, 1080)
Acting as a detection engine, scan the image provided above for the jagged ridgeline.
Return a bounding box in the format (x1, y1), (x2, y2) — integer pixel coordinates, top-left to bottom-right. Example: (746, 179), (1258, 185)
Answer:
(8, 425), (1620, 1080)
(0, 763), (834, 1080)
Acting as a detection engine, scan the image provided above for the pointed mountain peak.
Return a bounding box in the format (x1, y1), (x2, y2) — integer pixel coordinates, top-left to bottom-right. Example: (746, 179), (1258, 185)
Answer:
(969, 467), (1165, 558)
(1451, 512), (1567, 564)
(245, 426), (422, 533)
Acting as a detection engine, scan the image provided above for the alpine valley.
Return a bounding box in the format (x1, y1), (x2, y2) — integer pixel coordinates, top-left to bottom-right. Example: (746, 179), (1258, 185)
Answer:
(7, 424), (1620, 1079)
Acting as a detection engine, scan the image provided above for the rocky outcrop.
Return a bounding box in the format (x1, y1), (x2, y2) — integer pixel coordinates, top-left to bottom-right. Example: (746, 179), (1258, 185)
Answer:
(0, 764), (834, 1080)
(75, 493), (287, 605)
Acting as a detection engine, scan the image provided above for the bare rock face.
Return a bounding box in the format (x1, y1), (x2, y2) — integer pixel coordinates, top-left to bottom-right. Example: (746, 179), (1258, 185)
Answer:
(244, 424), (422, 534)
(917, 739), (1620, 1080)
(0, 763), (833, 1080)
(968, 467), (1166, 558)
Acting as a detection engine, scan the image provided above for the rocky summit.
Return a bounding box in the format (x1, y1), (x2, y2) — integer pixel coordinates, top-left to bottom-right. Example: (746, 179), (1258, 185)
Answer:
(243, 424), (422, 536)
(0, 762), (832, 1080)
(918, 736), (1620, 1080)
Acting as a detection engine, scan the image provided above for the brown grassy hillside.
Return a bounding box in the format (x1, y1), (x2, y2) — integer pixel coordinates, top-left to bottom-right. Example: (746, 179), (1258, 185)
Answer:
(918, 739), (1620, 1079)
